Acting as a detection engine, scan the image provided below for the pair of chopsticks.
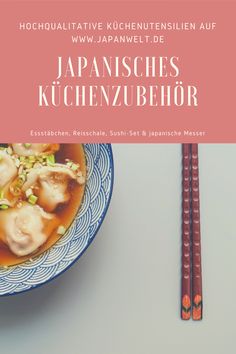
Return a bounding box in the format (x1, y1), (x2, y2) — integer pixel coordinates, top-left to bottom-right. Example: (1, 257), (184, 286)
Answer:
(181, 144), (202, 320)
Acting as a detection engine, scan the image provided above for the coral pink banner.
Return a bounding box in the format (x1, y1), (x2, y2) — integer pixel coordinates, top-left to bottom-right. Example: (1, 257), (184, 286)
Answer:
(0, 1), (235, 142)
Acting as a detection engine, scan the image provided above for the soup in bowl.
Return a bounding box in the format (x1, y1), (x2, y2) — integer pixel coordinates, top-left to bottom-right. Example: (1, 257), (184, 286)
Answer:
(0, 144), (86, 266)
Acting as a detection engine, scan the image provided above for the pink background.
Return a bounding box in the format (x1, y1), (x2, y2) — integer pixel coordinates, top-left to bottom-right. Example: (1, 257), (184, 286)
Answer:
(0, 1), (235, 143)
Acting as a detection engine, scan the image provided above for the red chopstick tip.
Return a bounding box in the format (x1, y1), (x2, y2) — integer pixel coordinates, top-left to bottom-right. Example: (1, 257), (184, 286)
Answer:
(181, 295), (191, 320)
(192, 294), (202, 320)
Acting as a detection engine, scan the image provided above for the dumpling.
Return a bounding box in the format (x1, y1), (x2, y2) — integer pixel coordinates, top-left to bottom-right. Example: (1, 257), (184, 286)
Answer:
(22, 165), (80, 212)
(11, 144), (59, 156)
(0, 203), (58, 257)
(0, 150), (18, 189)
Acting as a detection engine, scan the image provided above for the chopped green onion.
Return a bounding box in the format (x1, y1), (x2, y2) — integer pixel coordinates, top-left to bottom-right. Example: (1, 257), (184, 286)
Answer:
(24, 143), (31, 149)
(18, 174), (26, 182)
(0, 204), (9, 210)
(57, 225), (66, 235)
(19, 156), (25, 162)
(28, 155), (36, 162)
(66, 161), (73, 167)
(25, 188), (33, 198)
(71, 163), (79, 171)
(46, 154), (55, 165)
(28, 194), (38, 205)
(25, 162), (33, 169)
(16, 180), (24, 188)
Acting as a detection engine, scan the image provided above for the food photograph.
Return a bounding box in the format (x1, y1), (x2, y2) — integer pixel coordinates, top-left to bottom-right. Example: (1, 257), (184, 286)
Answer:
(0, 143), (113, 293)
(0, 144), (236, 354)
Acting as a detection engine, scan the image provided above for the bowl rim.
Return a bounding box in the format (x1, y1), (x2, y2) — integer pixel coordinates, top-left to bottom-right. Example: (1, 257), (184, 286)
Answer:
(0, 143), (114, 297)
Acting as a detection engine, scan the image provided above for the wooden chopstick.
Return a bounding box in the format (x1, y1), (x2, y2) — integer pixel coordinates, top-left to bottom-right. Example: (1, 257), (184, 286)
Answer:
(181, 144), (192, 320)
(190, 144), (203, 320)
(181, 144), (203, 320)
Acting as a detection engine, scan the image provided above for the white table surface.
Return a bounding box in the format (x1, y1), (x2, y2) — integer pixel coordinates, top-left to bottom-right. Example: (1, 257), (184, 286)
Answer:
(1, 144), (236, 354)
